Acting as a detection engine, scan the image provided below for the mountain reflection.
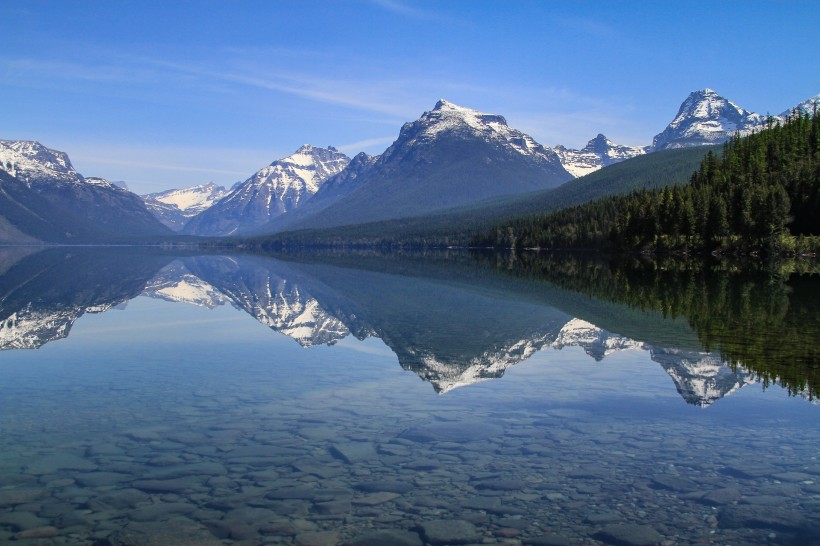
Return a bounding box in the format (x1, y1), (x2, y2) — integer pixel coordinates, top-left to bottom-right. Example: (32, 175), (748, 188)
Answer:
(0, 248), (173, 350)
(1, 248), (815, 406)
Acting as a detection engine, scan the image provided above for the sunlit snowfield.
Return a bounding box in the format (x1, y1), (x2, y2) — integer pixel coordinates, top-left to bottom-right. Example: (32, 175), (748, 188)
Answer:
(0, 250), (817, 546)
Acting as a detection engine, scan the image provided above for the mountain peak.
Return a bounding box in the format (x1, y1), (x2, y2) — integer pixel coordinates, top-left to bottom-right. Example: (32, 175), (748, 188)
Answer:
(651, 89), (765, 150)
(554, 134), (645, 178)
(0, 139), (81, 185)
(183, 144), (350, 236)
(583, 134), (612, 151)
(432, 98), (470, 112)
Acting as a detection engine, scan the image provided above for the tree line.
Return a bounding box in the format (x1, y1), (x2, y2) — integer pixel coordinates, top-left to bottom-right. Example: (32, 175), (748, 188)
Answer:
(480, 251), (820, 400)
(475, 107), (820, 255)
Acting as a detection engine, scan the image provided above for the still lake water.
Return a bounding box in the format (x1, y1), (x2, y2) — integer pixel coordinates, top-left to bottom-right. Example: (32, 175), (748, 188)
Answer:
(0, 248), (817, 546)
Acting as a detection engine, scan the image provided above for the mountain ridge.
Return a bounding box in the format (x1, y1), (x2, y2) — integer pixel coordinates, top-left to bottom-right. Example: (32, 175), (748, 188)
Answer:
(182, 145), (350, 236)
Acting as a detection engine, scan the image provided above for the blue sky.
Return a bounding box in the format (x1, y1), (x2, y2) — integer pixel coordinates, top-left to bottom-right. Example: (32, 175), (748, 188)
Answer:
(2, 0), (818, 194)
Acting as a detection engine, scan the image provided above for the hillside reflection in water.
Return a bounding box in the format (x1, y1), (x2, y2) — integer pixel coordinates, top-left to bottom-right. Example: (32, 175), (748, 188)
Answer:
(0, 248), (817, 545)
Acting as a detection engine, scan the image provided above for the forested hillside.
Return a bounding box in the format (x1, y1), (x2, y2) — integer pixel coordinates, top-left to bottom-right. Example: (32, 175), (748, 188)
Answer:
(477, 109), (820, 255)
(250, 147), (712, 249)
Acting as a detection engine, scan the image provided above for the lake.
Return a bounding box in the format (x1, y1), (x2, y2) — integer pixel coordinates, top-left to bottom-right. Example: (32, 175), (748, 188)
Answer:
(0, 248), (817, 546)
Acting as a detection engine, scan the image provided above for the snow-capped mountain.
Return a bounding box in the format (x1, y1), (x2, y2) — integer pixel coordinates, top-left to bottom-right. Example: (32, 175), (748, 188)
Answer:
(142, 261), (230, 309)
(142, 183), (230, 231)
(0, 306), (79, 350)
(651, 89), (766, 151)
(649, 347), (756, 407)
(554, 134), (646, 178)
(553, 318), (644, 359)
(0, 139), (82, 186)
(780, 93), (820, 118)
(183, 145), (350, 236)
(273, 99), (573, 232)
(399, 330), (557, 393)
(0, 250), (173, 350)
(180, 256), (355, 347)
(0, 140), (171, 241)
(256, 151), (379, 234)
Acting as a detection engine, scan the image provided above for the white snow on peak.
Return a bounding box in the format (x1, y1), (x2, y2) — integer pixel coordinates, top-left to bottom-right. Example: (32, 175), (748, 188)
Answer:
(552, 318), (644, 359)
(151, 277), (228, 309)
(143, 263), (230, 309)
(0, 306), (77, 350)
(223, 145), (350, 214)
(0, 139), (84, 186)
(84, 176), (119, 190)
(780, 93), (820, 118)
(396, 99), (566, 170)
(237, 279), (350, 347)
(144, 183), (229, 213)
(554, 134), (646, 178)
(649, 347), (757, 407)
(420, 99), (510, 139)
(652, 89), (766, 150)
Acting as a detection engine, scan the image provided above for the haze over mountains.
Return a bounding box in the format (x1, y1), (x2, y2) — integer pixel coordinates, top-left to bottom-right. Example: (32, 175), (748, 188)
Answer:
(0, 89), (816, 243)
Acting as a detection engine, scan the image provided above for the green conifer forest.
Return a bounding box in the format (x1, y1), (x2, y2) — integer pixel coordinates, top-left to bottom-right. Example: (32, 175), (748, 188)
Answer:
(476, 108), (820, 255)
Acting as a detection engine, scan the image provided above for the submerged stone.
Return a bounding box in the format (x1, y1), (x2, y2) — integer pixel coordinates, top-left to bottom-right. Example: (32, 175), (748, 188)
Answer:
(329, 442), (378, 463)
(524, 533), (575, 546)
(351, 491), (401, 505)
(13, 526), (59, 540)
(295, 530), (339, 546)
(0, 488), (44, 507)
(345, 530), (423, 546)
(419, 519), (480, 545)
(401, 422), (503, 443)
(105, 517), (222, 546)
(25, 453), (97, 475)
(594, 524), (663, 546)
(0, 511), (48, 531)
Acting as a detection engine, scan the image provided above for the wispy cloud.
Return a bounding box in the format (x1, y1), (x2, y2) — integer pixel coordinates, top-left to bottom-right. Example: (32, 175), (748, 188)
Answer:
(337, 136), (396, 155)
(367, 0), (446, 21)
(71, 155), (251, 177)
(142, 57), (424, 119)
(0, 57), (156, 85)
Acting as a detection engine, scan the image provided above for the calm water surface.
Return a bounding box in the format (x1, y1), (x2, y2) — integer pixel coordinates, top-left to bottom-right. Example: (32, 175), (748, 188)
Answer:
(0, 249), (817, 546)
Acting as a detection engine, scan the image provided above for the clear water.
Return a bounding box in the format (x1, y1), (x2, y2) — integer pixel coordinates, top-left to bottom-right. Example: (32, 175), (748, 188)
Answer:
(0, 249), (817, 546)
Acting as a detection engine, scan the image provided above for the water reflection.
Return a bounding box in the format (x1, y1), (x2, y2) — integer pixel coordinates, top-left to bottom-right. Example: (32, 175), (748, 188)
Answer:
(0, 249), (818, 545)
(1, 249), (815, 406)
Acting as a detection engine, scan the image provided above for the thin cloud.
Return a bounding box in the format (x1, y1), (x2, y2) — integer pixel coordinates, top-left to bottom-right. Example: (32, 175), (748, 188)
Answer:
(0, 57), (157, 85)
(144, 57), (424, 119)
(71, 155), (251, 177)
(337, 136), (396, 155)
(367, 0), (446, 21)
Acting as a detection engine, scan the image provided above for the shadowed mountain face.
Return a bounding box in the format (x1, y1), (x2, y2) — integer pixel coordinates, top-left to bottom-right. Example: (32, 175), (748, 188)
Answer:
(272, 100), (573, 232)
(0, 140), (171, 242)
(3, 249), (812, 406)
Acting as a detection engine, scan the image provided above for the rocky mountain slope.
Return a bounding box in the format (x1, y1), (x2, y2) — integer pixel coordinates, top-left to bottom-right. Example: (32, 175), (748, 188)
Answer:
(0, 140), (171, 242)
(266, 100), (573, 232)
(650, 88), (766, 150)
(182, 145), (349, 236)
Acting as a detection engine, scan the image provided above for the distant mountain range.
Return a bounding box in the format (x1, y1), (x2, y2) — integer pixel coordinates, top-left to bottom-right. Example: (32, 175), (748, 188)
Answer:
(0, 89), (816, 242)
(175, 89), (819, 237)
